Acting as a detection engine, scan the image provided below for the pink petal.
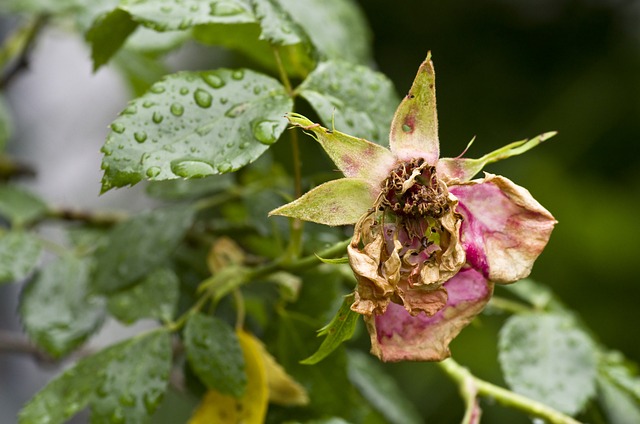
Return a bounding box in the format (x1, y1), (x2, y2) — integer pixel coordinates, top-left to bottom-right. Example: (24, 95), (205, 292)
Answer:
(449, 174), (557, 283)
(366, 268), (493, 362)
(389, 55), (439, 164)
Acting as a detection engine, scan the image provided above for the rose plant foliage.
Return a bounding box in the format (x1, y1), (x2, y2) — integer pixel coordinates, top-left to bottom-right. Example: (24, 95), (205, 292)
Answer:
(1, 1), (640, 424)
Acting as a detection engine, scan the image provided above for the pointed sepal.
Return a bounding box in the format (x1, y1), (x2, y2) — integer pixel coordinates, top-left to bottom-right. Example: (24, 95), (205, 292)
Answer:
(389, 53), (439, 164)
(438, 132), (557, 182)
(287, 113), (395, 184)
(269, 178), (376, 226)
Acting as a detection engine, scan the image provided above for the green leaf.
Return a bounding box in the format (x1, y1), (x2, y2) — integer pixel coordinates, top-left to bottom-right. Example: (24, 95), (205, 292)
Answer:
(184, 312), (247, 397)
(0, 185), (48, 227)
(0, 231), (41, 284)
(498, 313), (598, 415)
(253, 0), (307, 46)
(20, 256), (105, 357)
(193, 23), (315, 78)
(18, 338), (116, 424)
(92, 205), (195, 293)
(107, 268), (179, 324)
(597, 374), (640, 424)
(346, 350), (422, 424)
(86, 8), (138, 70)
(298, 61), (399, 144)
(0, 95), (12, 151)
(121, 0), (255, 30)
(316, 255), (349, 264)
(146, 173), (233, 200)
(112, 48), (170, 97)
(279, 0), (371, 64)
(90, 331), (172, 423)
(301, 295), (359, 365)
(276, 309), (357, 417)
(100, 69), (292, 190)
(599, 351), (640, 403)
(269, 178), (374, 226)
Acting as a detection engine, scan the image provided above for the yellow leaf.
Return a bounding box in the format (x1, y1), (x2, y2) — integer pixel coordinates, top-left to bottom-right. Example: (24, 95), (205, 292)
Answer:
(188, 330), (268, 424)
(256, 338), (309, 406)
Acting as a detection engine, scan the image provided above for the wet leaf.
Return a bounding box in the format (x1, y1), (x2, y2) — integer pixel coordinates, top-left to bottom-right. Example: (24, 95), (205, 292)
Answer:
(184, 313), (247, 397)
(298, 61), (399, 144)
(107, 268), (179, 324)
(347, 350), (422, 424)
(90, 331), (172, 423)
(498, 313), (598, 415)
(0, 185), (48, 227)
(92, 205), (194, 293)
(0, 231), (41, 284)
(20, 256), (105, 357)
(301, 294), (359, 365)
(100, 69), (292, 190)
(86, 8), (138, 70)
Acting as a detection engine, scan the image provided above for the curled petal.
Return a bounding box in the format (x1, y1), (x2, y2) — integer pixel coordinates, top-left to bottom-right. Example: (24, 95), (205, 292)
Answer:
(389, 54), (439, 164)
(269, 178), (376, 226)
(450, 174), (557, 283)
(287, 113), (395, 185)
(366, 268), (493, 362)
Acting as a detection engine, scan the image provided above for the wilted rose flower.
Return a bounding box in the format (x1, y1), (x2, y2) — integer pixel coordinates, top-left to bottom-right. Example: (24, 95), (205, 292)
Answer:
(270, 54), (556, 362)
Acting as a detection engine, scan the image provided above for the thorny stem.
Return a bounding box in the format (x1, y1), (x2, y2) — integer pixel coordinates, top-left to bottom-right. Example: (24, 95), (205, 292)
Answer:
(438, 358), (582, 424)
(272, 45), (303, 258)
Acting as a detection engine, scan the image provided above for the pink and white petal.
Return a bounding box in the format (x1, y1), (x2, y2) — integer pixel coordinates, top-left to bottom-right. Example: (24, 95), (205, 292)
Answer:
(287, 113), (395, 184)
(269, 178), (377, 226)
(389, 55), (439, 164)
(366, 268), (493, 362)
(449, 173), (557, 283)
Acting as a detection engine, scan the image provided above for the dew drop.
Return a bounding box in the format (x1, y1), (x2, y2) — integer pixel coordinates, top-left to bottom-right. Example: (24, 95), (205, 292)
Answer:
(219, 97), (228, 104)
(134, 131), (147, 143)
(226, 141), (234, 148)
(171, 160), (215, 178)
(402, 123), (412, 133)
(121, 105), (137, 115)
(146, 166), (161, 178)
(142, 100), (155, 108)
(210, 0), (245, 16)
(111, 123), (125, 134)
(119, 393), (136, 407)
(193, 88), (212, 108)
(253, 86), (262, 95)
(216, 162), (232, 173)
(179, 87), (189, 95)
(150, 85), (165, 94)
(202, 72), (225, 89)
(232, 69), (244, 80)
(170, 103), (184, 117)
(178, 18), (192, 30)
(225, 103), (248, 118)
(252, 120), (279, 145)
(152, 112), (164, 124)
(239, 141), (249, 149)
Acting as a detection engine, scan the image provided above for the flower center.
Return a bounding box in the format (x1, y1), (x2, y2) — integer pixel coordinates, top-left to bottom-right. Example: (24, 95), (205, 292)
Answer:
(379, 158), (450, 219)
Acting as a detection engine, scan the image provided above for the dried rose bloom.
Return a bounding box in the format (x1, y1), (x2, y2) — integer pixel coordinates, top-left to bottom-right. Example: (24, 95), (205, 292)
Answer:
(270, 55), (557, 361)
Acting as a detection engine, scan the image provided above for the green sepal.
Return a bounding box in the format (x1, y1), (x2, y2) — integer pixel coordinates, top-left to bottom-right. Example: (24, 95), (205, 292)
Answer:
(287, 113), (395, 182)
(269, 178), (375, 226)
(438, 131), (557, 182)
(0, 230), (41, 284)
(300, 294), (360, 365)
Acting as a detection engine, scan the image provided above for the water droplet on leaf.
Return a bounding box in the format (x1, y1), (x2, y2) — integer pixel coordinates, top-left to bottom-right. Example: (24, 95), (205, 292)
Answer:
(179, 87), (189, 95)
(225, 103), (248, 118)
(210, 0), (245, 16)
(232, 69), (244, 80)
(216, 162), (232, 173)
(111, 123), (125, 134)
(202, 72), (225, 89)
(150, 85), (165, 94)
(152, 112), (164, 124)
(170, 103), (184, 116)
(134, 132), (147, 143)
(171, 160), (215, 178)
(193, 88), (212, 108)
(146, 166), (161, 178)
(122, 105), (137, 115)
(252, 120), (280, 145)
